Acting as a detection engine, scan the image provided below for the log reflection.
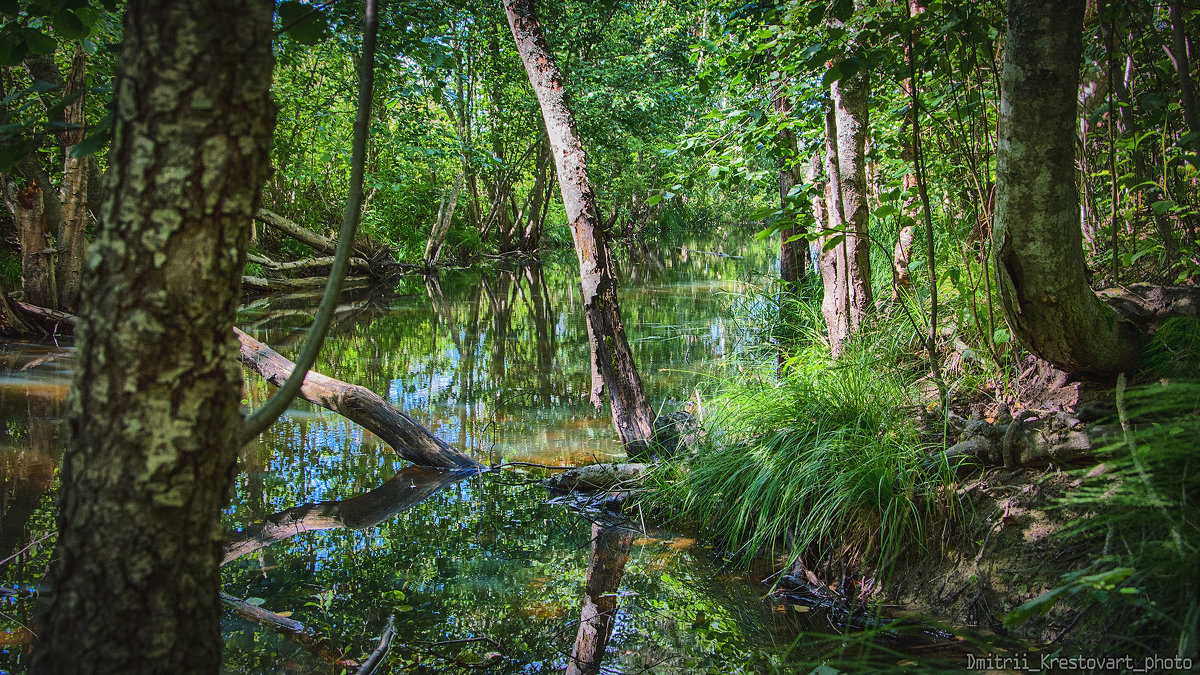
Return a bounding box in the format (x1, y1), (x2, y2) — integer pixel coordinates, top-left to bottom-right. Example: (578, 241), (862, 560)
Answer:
(223, 466), (470, 565)
(565, 523), (636, 675)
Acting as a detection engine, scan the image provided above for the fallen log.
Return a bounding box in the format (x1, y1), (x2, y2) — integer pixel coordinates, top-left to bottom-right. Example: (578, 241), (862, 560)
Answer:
(247, 252), (374, 275)
(254, 208), (341, 255)
(220, 592), (356, 669)
(236, 327), (481, 469)
(544, 462), (649, 492)
(241, 274), (373, 296)
(931, 410), (1120, 473)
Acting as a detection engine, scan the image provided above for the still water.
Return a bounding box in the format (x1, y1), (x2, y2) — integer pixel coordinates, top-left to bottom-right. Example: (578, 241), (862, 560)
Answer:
(0, 232), (924, 673)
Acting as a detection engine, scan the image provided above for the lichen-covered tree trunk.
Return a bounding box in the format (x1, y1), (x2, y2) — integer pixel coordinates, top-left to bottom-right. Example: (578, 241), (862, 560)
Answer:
(505, 0), (655, 450)
(992, 0), (1140, 377)
(33, 1), (276, 673)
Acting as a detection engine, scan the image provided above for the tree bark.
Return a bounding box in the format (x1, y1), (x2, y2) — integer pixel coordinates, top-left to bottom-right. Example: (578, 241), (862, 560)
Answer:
(10, 180), (57, 309)
(255, 207), (339, 255)
(831, 58), (873, 331)
(0, 278), (33, 336)
(820, 106), (850, 355)
(236, 328), (481, 470)
(505, 0), (655, 451)
(772, 79), (806, 296)
(992, 0), (1141, 377)
(33, 2), (277, 672)
(424, 173), (466, 266)
(56, 45), (90, 311)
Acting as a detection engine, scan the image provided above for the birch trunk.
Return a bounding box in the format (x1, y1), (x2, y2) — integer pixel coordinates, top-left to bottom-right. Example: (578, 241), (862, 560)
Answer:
(505, 0), (655, 450)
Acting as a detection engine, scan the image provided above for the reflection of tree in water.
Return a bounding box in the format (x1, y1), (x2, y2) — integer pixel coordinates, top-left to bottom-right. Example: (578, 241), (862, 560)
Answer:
(566, 521), (636, 675)
(223, 466), (471, 565)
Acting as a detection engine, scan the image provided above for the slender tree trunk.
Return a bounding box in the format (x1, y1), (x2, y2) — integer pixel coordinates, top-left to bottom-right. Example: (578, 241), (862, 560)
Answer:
(1168, 0), (1198, 134)
(519, 137), (552, 252)
(831, 60), (873, 329)
(505, 0), (655, 450)
(772, 78), (806, 295)
(56, 45), (89, 311)
(820, 106), (850, 355)
(891, 0), (925, 299)
(992, 0), (1140, 377)
(33, 2), (276, 672)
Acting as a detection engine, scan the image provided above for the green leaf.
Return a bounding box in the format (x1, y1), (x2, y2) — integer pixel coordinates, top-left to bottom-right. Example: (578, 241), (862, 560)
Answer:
(246, 597), (266, 606)
(52, 10), (87, 39)
(822, 233), (845, 251)
(992, 328), (1010, 344)
(22, 27), (56, 54)
(278, 0), (329, 46)
(646, 194), (663, 207)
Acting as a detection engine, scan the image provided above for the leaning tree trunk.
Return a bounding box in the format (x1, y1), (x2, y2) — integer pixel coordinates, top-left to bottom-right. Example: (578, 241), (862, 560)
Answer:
(33, 2), (276, 673)
(505, 0), (655, 450)
(992, 0), (1140, 377)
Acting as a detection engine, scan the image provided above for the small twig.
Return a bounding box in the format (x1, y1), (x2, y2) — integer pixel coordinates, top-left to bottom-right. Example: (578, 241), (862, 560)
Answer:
(418, 635), (502, 649)
(0, 532), (56, 567)
(495, 461), (578, 471)
(0, 609), (37, 639)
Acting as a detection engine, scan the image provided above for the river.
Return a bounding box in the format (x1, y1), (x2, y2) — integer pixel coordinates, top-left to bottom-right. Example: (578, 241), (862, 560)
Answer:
(1, 230), (951, 673)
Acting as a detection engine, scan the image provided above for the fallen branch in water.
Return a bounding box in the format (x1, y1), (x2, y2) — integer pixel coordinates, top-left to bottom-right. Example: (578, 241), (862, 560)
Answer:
(236, 328), (480, 469)
(220, 592), (356, 669)
(356, 616), (396, 675)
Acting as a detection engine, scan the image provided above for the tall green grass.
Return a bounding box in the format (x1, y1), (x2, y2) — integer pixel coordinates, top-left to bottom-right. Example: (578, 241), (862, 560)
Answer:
(651, 286), (957, 570)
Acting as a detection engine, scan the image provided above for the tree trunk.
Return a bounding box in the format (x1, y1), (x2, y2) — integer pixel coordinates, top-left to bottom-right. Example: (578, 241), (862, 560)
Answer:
(0, 278), (33, 337)
(424, 173), (466, 266)
(33, 2), (276, 672)
(505, 0), (655, 450)
(820, 107), (850, 355)
(10, 181), (57, 309)
(831, 59), (873, 330)
(255, 208), (340, 256)
(992, 0), (1141, 377)
(56, 45), (89, 311)
(772, 81), (805, 295)
(236, 328), (481, 470)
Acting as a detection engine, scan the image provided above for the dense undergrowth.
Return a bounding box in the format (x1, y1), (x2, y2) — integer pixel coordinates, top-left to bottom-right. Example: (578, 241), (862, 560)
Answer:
(1005, 382), (1200, 662)
(646, 268), (1200, 665)
(648, 279), (962, 574)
